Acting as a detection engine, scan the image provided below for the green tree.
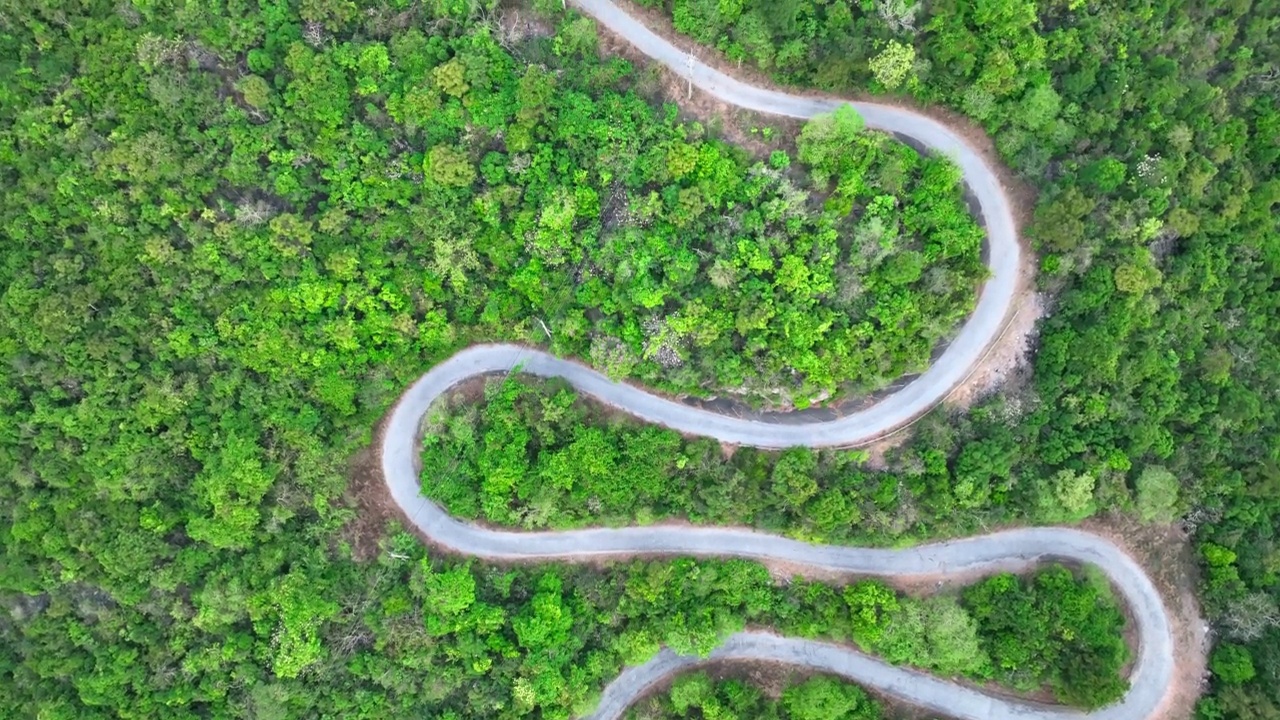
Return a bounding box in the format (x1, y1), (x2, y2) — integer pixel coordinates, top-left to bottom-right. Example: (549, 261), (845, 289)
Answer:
(422, 562), (477, 635)
(300, 0), (356, 30)
(1037, 468), (1097, 522)
(1082, 157), (1127, 193)
(780, 676), (876, 720)
(921, 596), (989, 676)
(427, 145), (476, 187)
(869, 41), (916, 90)
(1113, 251), (1163, 295)
(845, 580), (899, 647)
(237, 74), (272, 109)
(797, 105), (867, 186)
(355, 43), (390, 95)
(669, 672), (714, 714)
(259, 572), (339, 679)
(1211, 643), (1257, 685)
(771, 448), (819, 509)
(432, 57), (469, 97)
(512, 573), (574, 651)
(1135, 465), (1180, 523)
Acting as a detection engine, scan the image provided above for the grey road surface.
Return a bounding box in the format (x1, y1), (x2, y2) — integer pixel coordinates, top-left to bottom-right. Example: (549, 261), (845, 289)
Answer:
(377, 5), (1174, 719)
(381, 348), (1174, 720)
(570, 0), (1024, 440)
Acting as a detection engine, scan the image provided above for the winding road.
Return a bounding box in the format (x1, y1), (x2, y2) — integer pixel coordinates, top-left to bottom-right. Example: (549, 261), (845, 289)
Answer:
(377, 3), (1177, 719)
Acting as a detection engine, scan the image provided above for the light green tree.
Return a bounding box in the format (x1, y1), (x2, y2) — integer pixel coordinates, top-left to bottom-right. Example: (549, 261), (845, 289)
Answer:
(1055, 468), (1097, 516)
(670, 672), (714, 714)
(844, 580), (899, 647)
(797, 104), (867, 186)
(426, 145), (475, 187)
(1135, 465), (1179, 523)
(869, 40), (916, 90)
(432, 58), (469, 97)
(1210, 643), (1256, 684)
(262, 572), (339, 678)
(237, 75), (271, 110)
(771, 448), (819, 509)
(424, 564), (476, 616)
(512, 573), (573, 651)
(920, 596), (989, 676)
(355, 43), (390, 95)
(1114, 251), (1163, 294)
(553, 16), (599, 57)
(1017, 83), (1062, 130)
(613, 629), (661, 665)
(781, 676), (871, 719)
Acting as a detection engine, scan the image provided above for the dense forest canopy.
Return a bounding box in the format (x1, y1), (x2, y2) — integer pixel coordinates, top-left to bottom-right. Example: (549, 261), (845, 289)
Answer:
(644, 0), (1280, 713)
(422, 374), (1123, 538)
(2, 0), (1280, 717)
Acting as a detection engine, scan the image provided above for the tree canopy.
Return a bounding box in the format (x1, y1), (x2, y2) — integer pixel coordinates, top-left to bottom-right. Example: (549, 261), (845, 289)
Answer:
(3, 0), (1280, 716)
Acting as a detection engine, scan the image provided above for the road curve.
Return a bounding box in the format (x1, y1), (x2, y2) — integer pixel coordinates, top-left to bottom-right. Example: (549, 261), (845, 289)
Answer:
(381, 347), (1173, 720)
(377, 4), (1173, 719)
(572, 0), (1023, 437)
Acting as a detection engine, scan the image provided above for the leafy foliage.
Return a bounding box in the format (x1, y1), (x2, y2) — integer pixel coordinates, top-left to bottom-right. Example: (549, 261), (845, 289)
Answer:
(629, 671), (884, 720)
(963, 566), (1129, 707)
(424, 375), (888, 541)
(423, 379), (1131, 702)
(651, 0), (1280, 712)
(5, 0), (1280, 716)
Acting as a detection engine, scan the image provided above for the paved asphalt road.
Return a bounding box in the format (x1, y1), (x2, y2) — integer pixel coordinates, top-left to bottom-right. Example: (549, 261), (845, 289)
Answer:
(573, 0), (1023, 442)
(381, 353), (1174, 720)
(377, 4), (1175, 719)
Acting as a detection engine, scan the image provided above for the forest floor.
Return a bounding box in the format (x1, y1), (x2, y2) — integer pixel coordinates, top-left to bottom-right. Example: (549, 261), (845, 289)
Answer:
(342, 439), (401, 562)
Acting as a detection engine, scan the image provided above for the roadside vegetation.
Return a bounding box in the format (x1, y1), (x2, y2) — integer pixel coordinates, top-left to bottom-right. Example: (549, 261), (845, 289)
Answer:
(644, 0), (1280, 713)
(425, 376), (1133, 706)
(627, 673), (886, 720)
(424, 375), (1156, 539)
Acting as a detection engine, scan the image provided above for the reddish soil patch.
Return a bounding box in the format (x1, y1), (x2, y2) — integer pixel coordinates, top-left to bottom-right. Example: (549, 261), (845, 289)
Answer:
(941, 247), (1044, 410)
(1080, 517), (1209, 720)
(340, 438), (403, 563)
(852, 428), (911, 471)
(344, 406), (480, 564)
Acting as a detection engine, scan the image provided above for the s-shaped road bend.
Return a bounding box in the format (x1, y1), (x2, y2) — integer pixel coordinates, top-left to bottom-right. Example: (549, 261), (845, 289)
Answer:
(379, 3), (1178, 719)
